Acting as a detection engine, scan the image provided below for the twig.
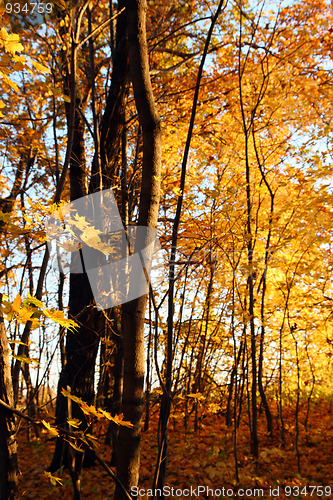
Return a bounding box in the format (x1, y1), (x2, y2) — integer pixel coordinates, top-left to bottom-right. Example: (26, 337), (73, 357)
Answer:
(0, 398), (132, 500)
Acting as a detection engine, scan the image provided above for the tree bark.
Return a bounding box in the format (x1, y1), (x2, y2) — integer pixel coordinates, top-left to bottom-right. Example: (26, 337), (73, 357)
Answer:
(0, 294), (18, 500)
(114, 0), (161, 497)
(226, 340), (244, 427)
(90, 0), (128, 193)
(49, 30), (96, 473)
(50, 0), (131, 481)
(252, 128), (274, 438)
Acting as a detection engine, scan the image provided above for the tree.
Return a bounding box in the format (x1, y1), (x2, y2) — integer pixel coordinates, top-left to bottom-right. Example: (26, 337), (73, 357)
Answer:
(49, 0), (129, 477)
(114, 0), (161, 495)
(0, 294), (18, 500)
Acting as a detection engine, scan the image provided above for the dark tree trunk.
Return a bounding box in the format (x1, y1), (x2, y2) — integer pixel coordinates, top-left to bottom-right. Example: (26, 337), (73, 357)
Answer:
(226, 340), (244, 427)
(50, 0), (129, 478)
(108, 333), (124, 465)
(143, 297), (152, 432)
(49, 44), (96, 473)
(193, 261), (214, 433)
(239, 57), (259, 458)
(253, 129), (274, 438)
(0, 295), (18, 500)
(114, 0), (162, 497)
(0, 151), (34, 232)
(103, 306), (124, 466)
(258, 322), (273, 437)
(49, 268), (101, 472)
(90, 0), (128, 193)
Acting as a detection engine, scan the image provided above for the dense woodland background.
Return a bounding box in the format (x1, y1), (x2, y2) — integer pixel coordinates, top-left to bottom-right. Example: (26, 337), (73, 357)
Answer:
(0, 0), (332, 498)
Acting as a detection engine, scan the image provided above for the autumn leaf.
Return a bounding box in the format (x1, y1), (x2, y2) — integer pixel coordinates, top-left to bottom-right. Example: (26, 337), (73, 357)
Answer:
(187, 393), (205, 401)
(23, 294), (43, 309)
(44, 471), (63, 486)
(110, 413), (134, 428)
(67, 440), (84, 453)
(42, 308), (78, 330)
(173, 186), (183, 197)
(61, 389), (133, 427)
(31, 60), (51, 74)
(52, 0), (67, 10)
(5, 294), (35, 324)
(12, 354), (39, 367)
(67, 215), (111, 255)
(11, 294), (22, 313)
(23, 293), (78, 330)
(67, 418), (81, 428)
(41, 420), (59, 437)
(0, 28), (23, 54)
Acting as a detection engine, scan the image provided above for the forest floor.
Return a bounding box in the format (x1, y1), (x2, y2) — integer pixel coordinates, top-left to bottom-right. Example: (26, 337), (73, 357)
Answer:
(17, 398), (333, 499)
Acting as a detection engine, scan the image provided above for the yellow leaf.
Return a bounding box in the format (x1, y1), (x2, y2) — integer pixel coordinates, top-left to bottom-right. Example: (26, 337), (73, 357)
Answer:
(12, 294), (21, 313)
(31, 60), (51, 74)
(17, 308), (34, 322)
(98, 408), (112, 420)
(6, 77), (19, 92)
(68, 440), (84, 453)
(187, 392), (205, 401)
(25, 293), (43, 309)
(42, 308), (78, 330)
(44, 471), (63, 486)
(67, 418), (81, 428)
(9, 294), (35, 322)
(41, 420), (59, 437)
(61, 389), (133, 426)
(100, 336), (114, 347)
(0, 28), (23, 55)
(12, 354), (36, 366)
(53, 0), (67, 10)
(68, 215), (111, 255)
(111, 413), (134, 428)
(23, 294), (78, 330)
(172, 186), (183, 197)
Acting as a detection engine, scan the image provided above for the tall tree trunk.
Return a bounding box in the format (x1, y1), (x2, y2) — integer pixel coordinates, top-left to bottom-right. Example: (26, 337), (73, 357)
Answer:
(90, 0), (128, 193)
(153, 2), (225, 496)
(49, 57), (94, 473)
(114, 0), (161, 497)
(257, 271), (274, 437)
(239, 29), (259, 457)
(103, 306), (124, 466)
(143, 295), (153, 432)
(50, 0), (128, 475)
(0, 294), (18, 500)
(252, 128), (274, 437)
(0, 151), (35, 232)
(194, 260), (214, 433)
(226, 340), (244, 427)
(246, 199), (258, 458)
(49, 265), (101, 473)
